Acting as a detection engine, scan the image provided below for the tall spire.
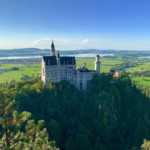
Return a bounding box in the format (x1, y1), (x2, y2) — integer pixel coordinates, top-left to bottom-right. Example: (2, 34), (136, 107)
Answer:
(51, 40), (55, 56)
(57, 51), (60, 58)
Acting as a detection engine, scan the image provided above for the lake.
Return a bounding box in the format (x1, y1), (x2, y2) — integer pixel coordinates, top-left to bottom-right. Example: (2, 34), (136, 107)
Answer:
(139, 56), (150, 59)
(0, 53), (113, 60)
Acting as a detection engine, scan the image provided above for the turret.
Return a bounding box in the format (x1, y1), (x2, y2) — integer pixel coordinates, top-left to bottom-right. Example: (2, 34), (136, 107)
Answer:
(51, 40), (55, 56)
(95, 55), (100, 73)
(83, 63), (86, 68)
(57, 51), (60, 82)
(57, 51), (60, 58)
(57, 51), (60, 65)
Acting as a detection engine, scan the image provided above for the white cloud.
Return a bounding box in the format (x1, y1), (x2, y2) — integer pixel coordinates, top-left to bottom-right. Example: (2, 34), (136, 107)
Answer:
(31, 38), (72, 48)
(81, 39), (90, 45)
(31, 38), (51, 47)
(54, 38), (72, 42)
(30, 38), (102, 50)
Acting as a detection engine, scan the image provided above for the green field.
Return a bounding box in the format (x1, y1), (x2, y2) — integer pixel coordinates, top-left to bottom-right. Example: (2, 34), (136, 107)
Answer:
(0, 64), (41, 83)
(125, 60), (150, 87)
(126, 62), (150, 73)
(1, 57), (150, 88)
(130, 77), (150, 87)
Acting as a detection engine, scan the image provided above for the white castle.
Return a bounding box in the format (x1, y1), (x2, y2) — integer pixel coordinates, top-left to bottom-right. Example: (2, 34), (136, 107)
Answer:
(41, 41), (101, 91)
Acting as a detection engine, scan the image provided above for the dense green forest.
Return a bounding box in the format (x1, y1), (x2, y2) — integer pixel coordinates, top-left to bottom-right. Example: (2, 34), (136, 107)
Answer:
(1, 73), (150, 149)
(0, 92), (58, 149)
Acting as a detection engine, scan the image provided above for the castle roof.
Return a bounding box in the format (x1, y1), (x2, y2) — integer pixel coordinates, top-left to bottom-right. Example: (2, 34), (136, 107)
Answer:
(43, 56), (76, 66)
(43, 56), (57, 65)
(108, 69), (115, 73)
(77, 66), (94, 72)
(60, 57), (76, 65)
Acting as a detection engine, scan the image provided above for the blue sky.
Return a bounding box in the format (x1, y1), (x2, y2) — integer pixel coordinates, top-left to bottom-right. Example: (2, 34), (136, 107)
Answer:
(0, 0), (150, 50)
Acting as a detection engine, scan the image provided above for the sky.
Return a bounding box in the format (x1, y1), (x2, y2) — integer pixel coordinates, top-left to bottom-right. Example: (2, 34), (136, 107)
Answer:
(0, 0), (150, 50)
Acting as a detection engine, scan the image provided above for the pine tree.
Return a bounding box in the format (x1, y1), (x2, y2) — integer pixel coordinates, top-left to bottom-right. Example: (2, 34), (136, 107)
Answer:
(0, 91), (58, 150)
(141, 139), (150, 150)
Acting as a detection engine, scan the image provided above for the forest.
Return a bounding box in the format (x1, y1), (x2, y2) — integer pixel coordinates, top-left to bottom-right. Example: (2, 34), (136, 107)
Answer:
(1, 73), (150, 149)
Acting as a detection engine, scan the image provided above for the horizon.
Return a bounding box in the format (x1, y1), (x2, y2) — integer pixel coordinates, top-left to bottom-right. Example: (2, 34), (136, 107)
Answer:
(0, 47), (150, 52)
(0, 0), (150, 50)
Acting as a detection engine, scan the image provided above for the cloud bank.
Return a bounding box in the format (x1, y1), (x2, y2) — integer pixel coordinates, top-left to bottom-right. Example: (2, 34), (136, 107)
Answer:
(30, 37), (101, 50)
(31, 38), (72, 47)
(31, 38), (51, 47)
(81, 39), (90, 45)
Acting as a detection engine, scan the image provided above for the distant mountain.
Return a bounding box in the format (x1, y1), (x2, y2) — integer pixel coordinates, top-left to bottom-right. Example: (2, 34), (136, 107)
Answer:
(0, 48), (150, 57)
(0, 48), (45, 57)
(0, 48), (117, 57)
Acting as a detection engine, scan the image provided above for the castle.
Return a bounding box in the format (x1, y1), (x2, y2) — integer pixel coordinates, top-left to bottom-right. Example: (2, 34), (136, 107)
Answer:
(41, 41), (101, 91)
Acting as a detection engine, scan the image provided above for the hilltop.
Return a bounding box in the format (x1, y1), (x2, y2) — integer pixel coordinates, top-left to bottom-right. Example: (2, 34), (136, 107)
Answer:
(2, 74), (150, 150)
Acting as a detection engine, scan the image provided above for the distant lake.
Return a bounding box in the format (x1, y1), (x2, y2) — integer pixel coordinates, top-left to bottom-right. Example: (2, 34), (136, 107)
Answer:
(139, 56), (150, 59)
(0, 53), (113, 60)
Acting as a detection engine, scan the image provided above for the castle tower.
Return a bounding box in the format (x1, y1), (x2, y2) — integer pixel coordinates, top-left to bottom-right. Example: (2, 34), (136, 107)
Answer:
(51, 40), (55, 56)
(95, 55), (101, 73)
(57, 52), (60, 82)
(57, 51), (60, 65)
(57, 51), (60, 58)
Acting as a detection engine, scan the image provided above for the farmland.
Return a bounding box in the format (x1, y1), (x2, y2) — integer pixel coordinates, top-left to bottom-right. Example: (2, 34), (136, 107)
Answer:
(1, 54), (150, 88)
(126, 60), (150, 87)
(0, 63), (41, 83)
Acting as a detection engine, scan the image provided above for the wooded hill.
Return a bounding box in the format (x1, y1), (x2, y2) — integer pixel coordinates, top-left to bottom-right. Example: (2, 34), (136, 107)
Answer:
(1, 48), (150, 58)
(1, 73), (150, 150)
(0, 48), (114, 57)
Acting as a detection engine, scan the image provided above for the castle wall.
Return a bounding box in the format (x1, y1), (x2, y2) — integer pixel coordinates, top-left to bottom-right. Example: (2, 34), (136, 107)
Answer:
(42, 60), (76, 85)
(60, 64), (76, 83)
(76, 71), (95, 91)
(45, 65), (58, 83)
(41, 58), (46, 84)
(41, 52), (101, 91)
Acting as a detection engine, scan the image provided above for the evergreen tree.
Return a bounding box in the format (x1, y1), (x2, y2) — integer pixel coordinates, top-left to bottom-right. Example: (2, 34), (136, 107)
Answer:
(0, 91), (58, 150)
(49, 119), (61, 146)
(141, 139), (150, 150)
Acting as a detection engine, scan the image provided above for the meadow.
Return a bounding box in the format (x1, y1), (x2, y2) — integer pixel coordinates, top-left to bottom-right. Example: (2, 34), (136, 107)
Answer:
(1, 57), (150, 88)
(126, 60), (150, 87)
(0, 64), (41, 83)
